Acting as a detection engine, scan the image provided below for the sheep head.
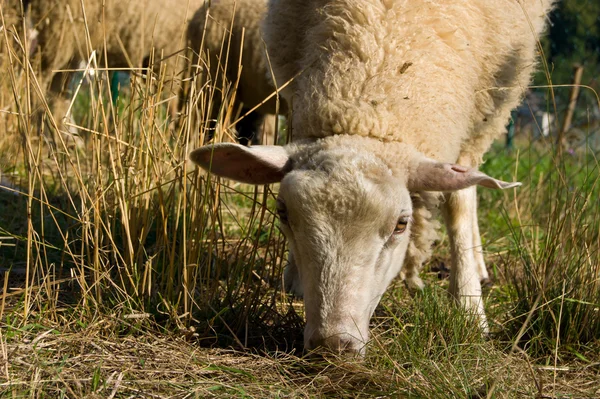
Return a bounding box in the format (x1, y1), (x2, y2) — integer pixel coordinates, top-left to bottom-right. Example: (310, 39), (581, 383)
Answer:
(190, 137), (519, 355)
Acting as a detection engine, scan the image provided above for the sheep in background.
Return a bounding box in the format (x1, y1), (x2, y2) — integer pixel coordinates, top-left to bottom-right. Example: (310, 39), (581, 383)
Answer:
(185, 0), (287, 145)
(191, 0), (555, 354)
(2, 0), (204, 143)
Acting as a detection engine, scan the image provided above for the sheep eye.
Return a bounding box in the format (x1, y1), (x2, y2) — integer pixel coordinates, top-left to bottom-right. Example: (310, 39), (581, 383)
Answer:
(276, 198), (288, 224)
(394, 217), (409, 234)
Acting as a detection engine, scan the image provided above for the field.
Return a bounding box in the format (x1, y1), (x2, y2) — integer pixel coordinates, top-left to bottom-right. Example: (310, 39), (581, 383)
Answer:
(1, 3), (600, 398)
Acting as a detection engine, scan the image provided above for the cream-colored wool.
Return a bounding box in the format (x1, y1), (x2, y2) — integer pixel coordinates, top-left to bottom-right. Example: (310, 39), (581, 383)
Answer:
(265, 0), (554, 346)
(186, 0), (287, 144)
(27, 0), (202, 73)
(3, 0), (204, 140)
(265, 0), (552, 164)
(191, 0), (554, 354)
(264, 0), (553, 291)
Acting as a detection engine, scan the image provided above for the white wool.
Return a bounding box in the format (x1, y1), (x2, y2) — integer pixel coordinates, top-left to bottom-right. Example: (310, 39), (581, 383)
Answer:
(263, 0), (555, 351)
(191, 0), (555, 354)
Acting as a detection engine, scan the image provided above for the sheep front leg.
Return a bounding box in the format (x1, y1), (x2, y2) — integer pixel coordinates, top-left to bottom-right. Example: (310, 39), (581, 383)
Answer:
(470, 187), (490, 284)
(442, 186), (488, 332)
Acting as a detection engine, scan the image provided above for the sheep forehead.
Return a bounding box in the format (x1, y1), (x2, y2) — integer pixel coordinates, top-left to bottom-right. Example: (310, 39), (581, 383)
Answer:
(291, 143), (396, 181)
(280, 154), (410, 230)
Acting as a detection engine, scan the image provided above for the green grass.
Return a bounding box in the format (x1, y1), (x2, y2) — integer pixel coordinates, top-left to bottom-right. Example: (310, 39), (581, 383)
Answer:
(477, 142), (600, 359)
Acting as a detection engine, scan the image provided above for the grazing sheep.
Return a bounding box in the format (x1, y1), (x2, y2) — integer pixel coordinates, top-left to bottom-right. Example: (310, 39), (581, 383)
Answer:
(186, 0), (287, 145)
(3, 0), (203, 141)
(191, 0), (555, 355)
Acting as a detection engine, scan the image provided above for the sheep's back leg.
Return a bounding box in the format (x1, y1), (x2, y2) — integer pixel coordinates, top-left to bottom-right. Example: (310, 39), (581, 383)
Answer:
(402, 192), (440, 292)
(442, 186), (488, 332)
(236, 109), (264, 146)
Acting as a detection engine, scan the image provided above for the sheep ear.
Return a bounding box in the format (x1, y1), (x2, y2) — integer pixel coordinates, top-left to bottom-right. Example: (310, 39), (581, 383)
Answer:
(189, 143), (291, 185)
(408, 161), (521, 191)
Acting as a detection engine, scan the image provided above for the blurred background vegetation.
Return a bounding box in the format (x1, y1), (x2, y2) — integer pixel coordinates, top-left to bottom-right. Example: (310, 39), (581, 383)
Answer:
(538, 0), (600, 112)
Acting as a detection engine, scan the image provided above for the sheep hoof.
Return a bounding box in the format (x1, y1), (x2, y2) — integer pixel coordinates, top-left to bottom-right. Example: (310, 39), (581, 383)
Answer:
(403, 275), (425, 295)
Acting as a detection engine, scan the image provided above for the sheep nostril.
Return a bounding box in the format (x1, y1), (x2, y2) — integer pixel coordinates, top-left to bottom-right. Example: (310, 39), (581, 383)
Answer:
(306, 334), (362, 356)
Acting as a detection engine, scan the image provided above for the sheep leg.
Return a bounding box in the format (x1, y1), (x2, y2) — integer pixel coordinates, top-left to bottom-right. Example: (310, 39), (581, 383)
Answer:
(402, 193), (440, 292)
(401, 265), (424, 292)
(258, 114), (279, 146)
(470, 187), (490, 284)
(236, 109), (264, 145)
(442, 186), (488, 332)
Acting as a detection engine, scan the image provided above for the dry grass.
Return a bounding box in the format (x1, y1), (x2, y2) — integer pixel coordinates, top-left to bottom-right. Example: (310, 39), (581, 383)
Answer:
(1, 2), (600, 398)
(3, 321), (358, 398)
(2, 289), (599, 398)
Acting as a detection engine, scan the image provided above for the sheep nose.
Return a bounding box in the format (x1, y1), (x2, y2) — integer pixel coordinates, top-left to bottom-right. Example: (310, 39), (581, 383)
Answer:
(306, 333), (364, 356)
